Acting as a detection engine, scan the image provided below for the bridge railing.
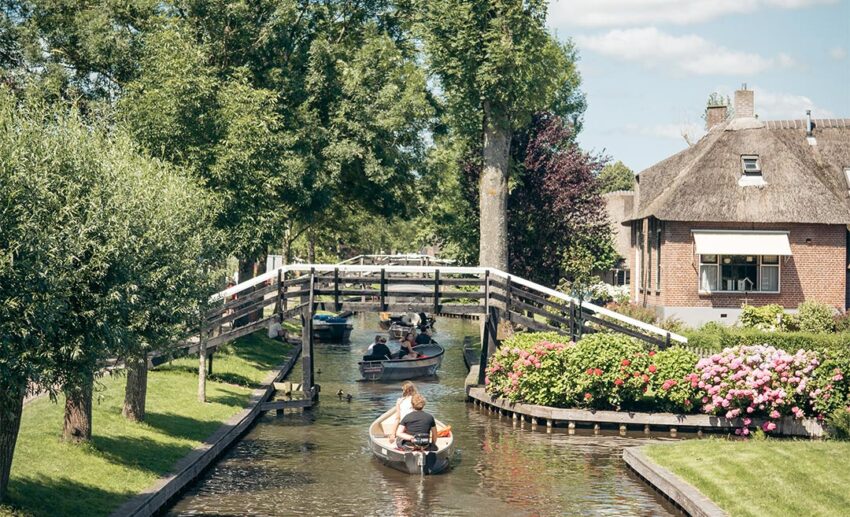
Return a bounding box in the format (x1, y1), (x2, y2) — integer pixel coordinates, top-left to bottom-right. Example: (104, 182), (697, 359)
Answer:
(206, 264), (687, 348)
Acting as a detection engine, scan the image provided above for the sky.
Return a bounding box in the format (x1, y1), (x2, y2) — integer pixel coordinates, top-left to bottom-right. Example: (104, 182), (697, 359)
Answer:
(547, 0), (850, 172)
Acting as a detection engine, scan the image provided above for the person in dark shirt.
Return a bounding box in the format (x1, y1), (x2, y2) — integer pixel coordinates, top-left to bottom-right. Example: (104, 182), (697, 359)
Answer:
(364, 336), (391, 361)
(414, 327), (433, 346)
(396, 394), (437, 449)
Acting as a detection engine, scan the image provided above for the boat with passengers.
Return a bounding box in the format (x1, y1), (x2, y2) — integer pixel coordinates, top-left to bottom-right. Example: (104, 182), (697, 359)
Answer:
(358, 341), (444, 381)
(368, 407), (453, 475)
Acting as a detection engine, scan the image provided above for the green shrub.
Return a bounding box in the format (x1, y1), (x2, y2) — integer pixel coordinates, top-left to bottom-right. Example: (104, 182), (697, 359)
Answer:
(605, 302), (657, 324)
(566, 333), (652, 410)
(500, 331), (568, 350)
(682, 323), (727, 352)
(739, 304), (784, 331)
(485, 333), (574, 406)
(797, 301), (836, 333)
(827, 408), (850, 441)
(834, 312), (850, 333)
(647, 346), (701, 412)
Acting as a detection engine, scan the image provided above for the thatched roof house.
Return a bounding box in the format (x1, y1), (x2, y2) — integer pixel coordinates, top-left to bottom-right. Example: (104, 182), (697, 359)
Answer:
(632, 118), (850, 224)
(624, 87), (850, 326)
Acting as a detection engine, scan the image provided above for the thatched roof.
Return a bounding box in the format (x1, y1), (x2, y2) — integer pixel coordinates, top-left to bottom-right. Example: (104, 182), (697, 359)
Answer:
(631, 118), (850, 224)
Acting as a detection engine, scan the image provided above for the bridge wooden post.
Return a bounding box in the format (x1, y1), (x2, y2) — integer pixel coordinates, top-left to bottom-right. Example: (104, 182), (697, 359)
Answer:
(433, 269), (440, 315)
(274, 269), (283, 316)
(477, 270), (490, 385)
(569, 301), (575, 341)
(301, 268), (315, 399)
(333, 267), (340, 312)
(379, 268), (386, 311)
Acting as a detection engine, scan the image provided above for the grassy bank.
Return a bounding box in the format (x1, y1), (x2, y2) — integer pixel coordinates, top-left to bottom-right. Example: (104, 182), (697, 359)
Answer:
(1, 332), (291, 517)
(645, 439), (850, 517)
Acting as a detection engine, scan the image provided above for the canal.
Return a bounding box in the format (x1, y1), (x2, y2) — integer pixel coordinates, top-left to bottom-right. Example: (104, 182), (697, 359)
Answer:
(168, 314), (680, 516)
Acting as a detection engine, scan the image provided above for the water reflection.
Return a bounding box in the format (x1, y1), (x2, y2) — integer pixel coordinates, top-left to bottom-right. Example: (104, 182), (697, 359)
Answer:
(168, 314), (680, 516)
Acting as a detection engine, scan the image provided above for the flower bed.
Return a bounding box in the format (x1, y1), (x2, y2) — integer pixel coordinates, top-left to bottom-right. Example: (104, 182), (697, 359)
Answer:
(485, 332), (850, 436)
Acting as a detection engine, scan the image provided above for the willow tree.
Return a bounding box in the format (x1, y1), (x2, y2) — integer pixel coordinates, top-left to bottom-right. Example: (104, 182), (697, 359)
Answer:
(421, 0), (583, 270)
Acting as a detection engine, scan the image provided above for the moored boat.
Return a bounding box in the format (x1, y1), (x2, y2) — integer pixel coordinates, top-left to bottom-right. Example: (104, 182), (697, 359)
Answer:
(358, 343), (444, 381)
(312, 314), (353, 342)
(379, 312), (436, 332)
(367, 407), (454, 475)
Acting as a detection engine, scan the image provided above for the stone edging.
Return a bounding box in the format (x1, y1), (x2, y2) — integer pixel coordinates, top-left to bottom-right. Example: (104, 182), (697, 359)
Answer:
(466, 387), (824, 437)
(109, 343), (303, 517)
(623, 447), (727, 517)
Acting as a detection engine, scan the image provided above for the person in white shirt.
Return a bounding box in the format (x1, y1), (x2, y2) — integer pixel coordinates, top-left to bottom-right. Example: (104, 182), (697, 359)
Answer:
(388, 381), (418, 442)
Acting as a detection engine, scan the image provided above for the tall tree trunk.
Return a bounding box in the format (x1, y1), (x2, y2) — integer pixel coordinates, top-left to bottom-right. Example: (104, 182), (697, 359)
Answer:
(235, 257), (268, 326)
(307, 232), (316, 263)
(480, 100), (510, 271)
(63, 375), (93, 443)
(0, 381), (25, 503)
(122, 353), (148, 422)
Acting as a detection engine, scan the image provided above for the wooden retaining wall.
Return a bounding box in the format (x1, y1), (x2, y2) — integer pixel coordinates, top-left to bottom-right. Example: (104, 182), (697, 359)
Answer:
(109, 344), (303, 517)
(623, 447), (728, 517)
(466, 387), (824, 438)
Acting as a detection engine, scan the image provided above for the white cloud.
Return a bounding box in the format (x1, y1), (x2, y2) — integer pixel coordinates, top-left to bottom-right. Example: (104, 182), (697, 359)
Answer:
(754, 88), (835, 119)
(549, 0), (837, 27)
(830, 46), (848, 60)
(620, 122), (706, 142)
(576, 28), (795, 76)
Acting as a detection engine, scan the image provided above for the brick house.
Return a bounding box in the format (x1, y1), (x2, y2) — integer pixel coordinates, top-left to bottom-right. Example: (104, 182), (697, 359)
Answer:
(625, 87), (850, 326)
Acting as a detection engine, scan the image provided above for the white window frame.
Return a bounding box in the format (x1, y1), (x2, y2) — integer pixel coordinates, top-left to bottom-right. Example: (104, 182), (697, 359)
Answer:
(698, 254), (781, 294)
(741, 154), (761, 176)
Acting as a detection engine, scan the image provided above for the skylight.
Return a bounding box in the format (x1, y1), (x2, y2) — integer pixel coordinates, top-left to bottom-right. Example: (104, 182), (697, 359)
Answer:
(741, 155), (761, 176)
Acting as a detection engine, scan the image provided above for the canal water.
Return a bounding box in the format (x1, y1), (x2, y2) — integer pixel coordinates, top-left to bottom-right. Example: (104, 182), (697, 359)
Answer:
(168, 314), (680, 516)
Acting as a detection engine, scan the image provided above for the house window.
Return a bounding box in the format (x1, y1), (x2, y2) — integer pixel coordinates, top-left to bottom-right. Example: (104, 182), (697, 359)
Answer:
(844, 167), (850, 190)
(699, 254), (780, 293)
(760, 255), (779, 291)
(742, 155), (761, 175)
(699, 255), (719, 292)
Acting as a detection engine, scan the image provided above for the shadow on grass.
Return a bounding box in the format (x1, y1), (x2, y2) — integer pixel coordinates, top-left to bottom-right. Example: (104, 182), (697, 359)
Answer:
(91, 434), (197, 476)
(143, 411), (228, 442)
(206, 388), (250, 408)
(228, 334), (293, 372)
(152, 364), (259, 388)
(7, 474), (134, 517)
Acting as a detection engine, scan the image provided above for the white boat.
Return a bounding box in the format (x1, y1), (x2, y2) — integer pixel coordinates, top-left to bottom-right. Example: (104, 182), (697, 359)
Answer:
(367, 407), (454, 475)
(358, 343), (444, 381)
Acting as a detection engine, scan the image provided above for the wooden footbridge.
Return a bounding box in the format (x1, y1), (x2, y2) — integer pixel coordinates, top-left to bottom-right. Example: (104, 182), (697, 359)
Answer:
(199, 257), (686, 406)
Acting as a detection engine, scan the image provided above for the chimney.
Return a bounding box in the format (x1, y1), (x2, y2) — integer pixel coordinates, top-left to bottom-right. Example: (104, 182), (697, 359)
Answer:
(705, 105), (728, 130)
(734, 83), (754, 118)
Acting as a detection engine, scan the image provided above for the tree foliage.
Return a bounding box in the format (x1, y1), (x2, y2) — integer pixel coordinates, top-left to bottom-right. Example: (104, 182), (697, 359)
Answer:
(509, 113), (616, 287)
(0, 91), (219, 495)
(598, 160), (634, 193)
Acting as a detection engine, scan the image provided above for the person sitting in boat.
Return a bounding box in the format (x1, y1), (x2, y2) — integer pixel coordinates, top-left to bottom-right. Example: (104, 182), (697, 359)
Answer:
(414, 327), (434, 346)
(395, 393), (437, 450)
(398, 332), (420, 359)
(388, 381), (417, 442)
(417, 312), (430, 331)
(363, 336), (391, 361)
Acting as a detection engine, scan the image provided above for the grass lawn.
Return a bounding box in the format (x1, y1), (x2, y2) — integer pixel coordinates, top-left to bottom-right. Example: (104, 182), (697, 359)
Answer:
(645, 438), (850, 517)
(1, 332), (291, 517)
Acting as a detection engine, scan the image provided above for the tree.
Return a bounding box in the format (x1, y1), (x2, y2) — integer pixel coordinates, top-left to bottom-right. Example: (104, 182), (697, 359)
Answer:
(421, 0), (585, 270)
(702, 91), (734, 121)
(509, 113), (616, 287)
(598, 161), (634, 193)
(118, 154), (220, 422)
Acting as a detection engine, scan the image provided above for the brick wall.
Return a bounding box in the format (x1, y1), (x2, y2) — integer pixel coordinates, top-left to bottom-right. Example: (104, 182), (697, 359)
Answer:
(630, 220), (847, 311)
